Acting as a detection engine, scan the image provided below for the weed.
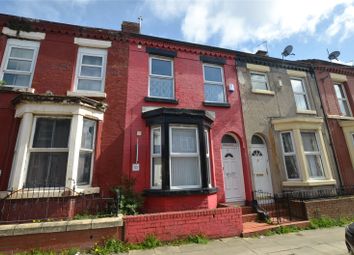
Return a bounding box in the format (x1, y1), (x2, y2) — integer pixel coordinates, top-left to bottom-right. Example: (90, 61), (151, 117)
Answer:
(309, 216), (354, 229)
(186, 235), (208, 244)
(115, 177), (144, 215)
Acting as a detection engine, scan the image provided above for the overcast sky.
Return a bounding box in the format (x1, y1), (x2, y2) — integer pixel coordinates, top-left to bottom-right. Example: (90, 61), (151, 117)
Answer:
(1, 0), (354, 63)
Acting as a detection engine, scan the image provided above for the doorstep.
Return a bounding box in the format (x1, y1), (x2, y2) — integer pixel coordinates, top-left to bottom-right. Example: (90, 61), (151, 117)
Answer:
(241, 220), (310, 237)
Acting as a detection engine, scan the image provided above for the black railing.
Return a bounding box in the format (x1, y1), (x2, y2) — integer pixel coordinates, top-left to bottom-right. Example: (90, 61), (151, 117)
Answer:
(253, 185), (354, 224)
(0, 187), (119, 224)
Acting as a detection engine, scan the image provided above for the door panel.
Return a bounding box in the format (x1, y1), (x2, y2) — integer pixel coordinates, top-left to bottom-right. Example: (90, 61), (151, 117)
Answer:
(222, 143), (245, 202)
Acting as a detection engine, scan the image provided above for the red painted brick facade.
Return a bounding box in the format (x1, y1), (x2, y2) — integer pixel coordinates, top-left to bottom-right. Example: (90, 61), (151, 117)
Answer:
(121, 35), (252, 212)
(0, 14), (129, 195)
(311, 60), (354, 186)
(124, 207), (243, 243)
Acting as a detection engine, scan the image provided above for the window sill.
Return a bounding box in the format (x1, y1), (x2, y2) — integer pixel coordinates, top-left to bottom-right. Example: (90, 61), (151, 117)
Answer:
(0, 86), (35, 93)
(3, 187), (100, 199)
(143, 187), (218, 197)
(282, 179), (336, 187)
(67, 91), (106, 98)
(203, 101), (230, 108)
(251, 89), (275, 95)
(144, 97), (178, 104)
(327, 114), (354, 121)
(296, 110), (317, 115)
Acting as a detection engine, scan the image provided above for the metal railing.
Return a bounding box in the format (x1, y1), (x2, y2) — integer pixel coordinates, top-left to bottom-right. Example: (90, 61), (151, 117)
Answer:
(253, 185), (354, 224)
(0, 187), (119, 224)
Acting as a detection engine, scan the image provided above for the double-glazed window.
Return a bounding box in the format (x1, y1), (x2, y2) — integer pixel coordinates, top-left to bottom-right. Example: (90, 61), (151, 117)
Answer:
(75, 48), (107, 92)
(280, 132), (300, 179)
(25, 117), (96, 188)
(280, 131), (325, 180)
(291, 78), (310, 111)
(170, 126), (201, 188)
(301, 132), (324, 178)
(151, 125), (203, 189)
(203, 64), (226, 103)
(149, 57), (174, 99)
(334, 83), (351, 116)
(151, 127), (162, 188)
(0, 39), (39, 87)
(250, 72), (269, 91)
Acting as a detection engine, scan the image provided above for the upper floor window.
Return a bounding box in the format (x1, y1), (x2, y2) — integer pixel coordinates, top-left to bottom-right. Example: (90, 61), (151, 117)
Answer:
(334, 83), (351, 116)
(74, 47), (107, 92)
(250, 72), (269, 91)
(203, 64), (226, 103)
(149, 57), (174, 99)
(290, 78), (310, 111)
(0, 39), (39, 88)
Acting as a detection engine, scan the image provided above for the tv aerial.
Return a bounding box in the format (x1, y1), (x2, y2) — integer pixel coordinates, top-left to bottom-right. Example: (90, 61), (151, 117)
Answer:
(327, 49), (340, 61)
(281, 45), (295, 59)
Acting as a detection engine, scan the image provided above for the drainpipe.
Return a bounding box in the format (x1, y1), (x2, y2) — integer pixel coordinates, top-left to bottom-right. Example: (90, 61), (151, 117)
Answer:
(310, 64), (343, 187)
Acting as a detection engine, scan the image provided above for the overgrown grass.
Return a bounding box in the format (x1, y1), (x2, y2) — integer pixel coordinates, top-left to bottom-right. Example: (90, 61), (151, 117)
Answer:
(308, 216), (354, 229)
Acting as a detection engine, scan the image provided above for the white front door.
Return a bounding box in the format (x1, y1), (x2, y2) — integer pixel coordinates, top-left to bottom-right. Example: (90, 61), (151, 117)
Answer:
(222, 143), (245, 203)
(251, 144), (273, 194)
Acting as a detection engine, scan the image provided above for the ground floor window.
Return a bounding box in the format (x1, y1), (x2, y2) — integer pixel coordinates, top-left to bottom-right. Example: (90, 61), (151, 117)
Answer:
(9, 94), (104, 191)
(144, 108), (214, 191)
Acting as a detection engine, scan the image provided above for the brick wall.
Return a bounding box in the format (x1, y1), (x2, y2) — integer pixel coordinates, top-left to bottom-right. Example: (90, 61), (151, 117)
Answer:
(0, 227), (122, 253)
(124, 207), (243, 243)
(304, 196), (354, 219)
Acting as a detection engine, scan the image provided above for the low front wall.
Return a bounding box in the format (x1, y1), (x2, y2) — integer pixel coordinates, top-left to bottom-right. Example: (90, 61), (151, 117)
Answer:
(304, 196), (354, 219)
(124, 207), (242, 243)
(0, 217), (123, 253)
(143, 193), (217, 213)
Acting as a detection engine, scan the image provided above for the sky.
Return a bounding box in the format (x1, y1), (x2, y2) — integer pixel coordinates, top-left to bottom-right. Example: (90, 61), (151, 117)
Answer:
(1, 0), (354, 63)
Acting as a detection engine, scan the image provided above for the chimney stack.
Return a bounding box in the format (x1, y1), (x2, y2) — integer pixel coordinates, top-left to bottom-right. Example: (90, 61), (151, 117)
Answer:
(255, 50), (268, 57)
(121, 21), (140, 34)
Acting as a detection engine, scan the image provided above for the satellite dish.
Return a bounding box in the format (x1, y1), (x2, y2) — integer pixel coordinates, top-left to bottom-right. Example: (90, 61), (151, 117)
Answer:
(281, 45), (295, 59)
(328, 50), (340, 61)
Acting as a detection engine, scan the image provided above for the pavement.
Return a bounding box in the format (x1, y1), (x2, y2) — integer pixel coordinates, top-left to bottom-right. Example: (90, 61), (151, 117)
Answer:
(124, 226), (348, 255)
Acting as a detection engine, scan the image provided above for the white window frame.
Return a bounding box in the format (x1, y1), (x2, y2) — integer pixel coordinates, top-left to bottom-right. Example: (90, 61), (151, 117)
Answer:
(8, 103), (103, 194)
(280, 131), (301, 180)
(204, 129), (212, 187)
(250, 71), (270, 91)
(74, 47), (107, 93)
(290, 78), (310, 111)
(77, 118), (97, 187)
(0, 39), (40, 88)
(150, 126), (162, 189)
(334, 83), (352, 117)
(301, 131), (325, 179)
(203, 63), (226, 103)
(148, 56), (174, 99)
(169, 125), (201, 189)
(24, 116), (71, 188)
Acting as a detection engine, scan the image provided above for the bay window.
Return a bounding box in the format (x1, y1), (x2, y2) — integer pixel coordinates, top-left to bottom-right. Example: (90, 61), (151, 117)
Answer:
(143, 108), (215, 192)
(9, 94), (104, 193)
(273, 117), (336, 187)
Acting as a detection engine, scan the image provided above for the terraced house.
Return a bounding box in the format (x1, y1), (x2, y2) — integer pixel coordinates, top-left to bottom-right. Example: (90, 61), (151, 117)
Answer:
(236, 52), (339, 195)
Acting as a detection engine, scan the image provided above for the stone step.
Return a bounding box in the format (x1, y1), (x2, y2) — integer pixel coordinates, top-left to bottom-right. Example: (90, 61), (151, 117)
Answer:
(241, 220), (310, 237)
(242, 213), (258, 223)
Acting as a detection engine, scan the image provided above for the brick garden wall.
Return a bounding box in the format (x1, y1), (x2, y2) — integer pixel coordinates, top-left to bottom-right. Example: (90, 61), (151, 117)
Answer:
(304, 196), (354, 219)
(124, 207), (243, 243)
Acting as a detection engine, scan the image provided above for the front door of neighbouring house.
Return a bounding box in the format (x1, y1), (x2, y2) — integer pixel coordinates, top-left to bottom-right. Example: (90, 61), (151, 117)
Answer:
(222, 135), (245, 203)
(251, 135), (273, 195)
